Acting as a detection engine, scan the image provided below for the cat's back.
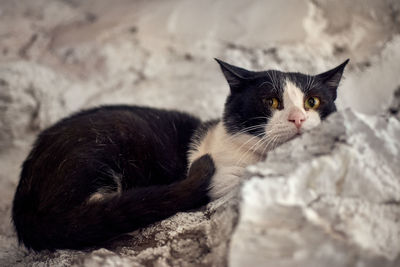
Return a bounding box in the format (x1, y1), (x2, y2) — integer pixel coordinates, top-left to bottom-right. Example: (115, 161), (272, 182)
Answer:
(14, 105), (201, 212)
(32, 105), (201, 155)
(41, 105), (200, 142)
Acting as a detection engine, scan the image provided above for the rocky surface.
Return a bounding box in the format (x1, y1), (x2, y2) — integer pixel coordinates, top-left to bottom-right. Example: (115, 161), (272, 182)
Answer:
(231, 110), (400, 267)
(0, 0), (400, 266)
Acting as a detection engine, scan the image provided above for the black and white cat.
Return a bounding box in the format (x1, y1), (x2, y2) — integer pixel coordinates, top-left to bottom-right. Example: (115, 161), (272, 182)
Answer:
(12, 59), (348, 251)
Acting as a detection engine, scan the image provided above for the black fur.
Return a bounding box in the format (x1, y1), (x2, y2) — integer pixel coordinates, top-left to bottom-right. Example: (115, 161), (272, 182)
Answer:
(12, 105), (215, 251)
(216, 59), (349, 136)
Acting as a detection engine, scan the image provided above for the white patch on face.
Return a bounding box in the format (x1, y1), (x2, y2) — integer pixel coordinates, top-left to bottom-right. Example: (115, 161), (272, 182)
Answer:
(265, 79), (321, 147)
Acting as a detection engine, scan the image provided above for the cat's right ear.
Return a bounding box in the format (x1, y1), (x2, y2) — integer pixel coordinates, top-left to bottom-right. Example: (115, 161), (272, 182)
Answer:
(215, 58), (253, 93)
(316, 59), (350, 88)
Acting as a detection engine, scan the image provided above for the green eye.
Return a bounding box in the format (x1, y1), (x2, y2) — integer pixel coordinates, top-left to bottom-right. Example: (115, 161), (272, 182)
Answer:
(264, 98), (279, 109)
(305, 96), (320, 109)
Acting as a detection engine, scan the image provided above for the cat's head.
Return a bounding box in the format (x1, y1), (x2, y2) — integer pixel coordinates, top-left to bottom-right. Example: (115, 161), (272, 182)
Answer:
(216, 58), (349, 150)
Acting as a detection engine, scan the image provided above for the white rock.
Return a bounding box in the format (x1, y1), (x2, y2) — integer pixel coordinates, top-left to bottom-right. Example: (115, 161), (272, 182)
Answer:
(230, 110), (400, 266)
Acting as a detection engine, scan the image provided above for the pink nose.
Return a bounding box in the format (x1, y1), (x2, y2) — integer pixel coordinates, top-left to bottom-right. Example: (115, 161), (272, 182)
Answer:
(288, 110), (306, 129)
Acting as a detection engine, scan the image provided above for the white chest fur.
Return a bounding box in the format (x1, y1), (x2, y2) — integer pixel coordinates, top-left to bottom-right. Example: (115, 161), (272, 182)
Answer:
(189, 122), (264, 199)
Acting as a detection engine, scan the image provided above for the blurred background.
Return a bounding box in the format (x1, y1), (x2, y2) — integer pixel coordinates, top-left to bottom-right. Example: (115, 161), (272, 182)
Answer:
(0, 0), (399, 263)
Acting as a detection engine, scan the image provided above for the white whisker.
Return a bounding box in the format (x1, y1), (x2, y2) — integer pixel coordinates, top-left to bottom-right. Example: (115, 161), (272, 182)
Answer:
(235, 134), (267, 166)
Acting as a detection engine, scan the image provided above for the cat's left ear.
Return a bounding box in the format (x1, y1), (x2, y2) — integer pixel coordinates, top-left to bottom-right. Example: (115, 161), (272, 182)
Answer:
(215, 58), (253, 93)
(316, 59), (350, 89)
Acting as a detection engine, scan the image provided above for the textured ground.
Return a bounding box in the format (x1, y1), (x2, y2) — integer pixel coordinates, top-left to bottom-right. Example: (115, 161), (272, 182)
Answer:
(0, 0), (399, 266)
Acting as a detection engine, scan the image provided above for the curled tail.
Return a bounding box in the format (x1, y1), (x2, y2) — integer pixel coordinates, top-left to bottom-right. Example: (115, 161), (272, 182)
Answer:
(12, 154), (215, 251)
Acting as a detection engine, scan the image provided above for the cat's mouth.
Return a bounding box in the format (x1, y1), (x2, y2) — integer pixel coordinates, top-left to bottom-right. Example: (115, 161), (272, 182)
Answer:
(290, 132), (301, 140)
(285, 131), (302, 142)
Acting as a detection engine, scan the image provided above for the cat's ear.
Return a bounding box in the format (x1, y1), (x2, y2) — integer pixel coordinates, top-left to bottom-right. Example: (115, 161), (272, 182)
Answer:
(316, 59), (349, 89)
(215, 58), (253, 93)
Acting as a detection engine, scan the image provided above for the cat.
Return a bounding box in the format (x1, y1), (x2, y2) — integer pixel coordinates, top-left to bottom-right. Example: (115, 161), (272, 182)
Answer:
(12, 58), (349, 251)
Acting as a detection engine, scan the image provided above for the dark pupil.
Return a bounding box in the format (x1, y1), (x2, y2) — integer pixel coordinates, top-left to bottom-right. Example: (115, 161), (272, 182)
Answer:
(268, 99), (273, 106)
(308, 98), (315, 107)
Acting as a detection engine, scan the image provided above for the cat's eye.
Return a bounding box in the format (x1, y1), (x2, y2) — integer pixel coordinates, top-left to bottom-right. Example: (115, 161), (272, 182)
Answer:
(264, 98), (279, 109)
(305, 96), (320, 109)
